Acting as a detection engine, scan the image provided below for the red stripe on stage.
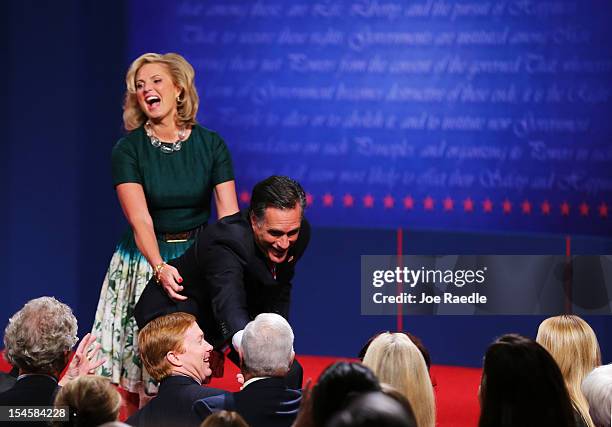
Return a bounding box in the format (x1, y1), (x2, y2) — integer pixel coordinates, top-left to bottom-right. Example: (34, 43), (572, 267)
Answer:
(397, 228), (403, 332)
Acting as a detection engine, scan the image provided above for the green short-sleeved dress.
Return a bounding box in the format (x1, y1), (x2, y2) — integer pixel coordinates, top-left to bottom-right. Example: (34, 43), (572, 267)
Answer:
(92, 124), (234, 394)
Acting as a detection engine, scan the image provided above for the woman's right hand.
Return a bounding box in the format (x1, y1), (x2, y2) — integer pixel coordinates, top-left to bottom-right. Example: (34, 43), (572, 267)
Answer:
(157, 263), (187, 301)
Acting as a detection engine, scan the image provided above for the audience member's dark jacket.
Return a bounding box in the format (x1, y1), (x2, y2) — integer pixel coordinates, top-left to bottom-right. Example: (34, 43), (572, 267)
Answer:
(0, 368), (18, 394)
(0, 374), (58, 427)
(126, 375), (224, 427)
(194, 377), (301, 427)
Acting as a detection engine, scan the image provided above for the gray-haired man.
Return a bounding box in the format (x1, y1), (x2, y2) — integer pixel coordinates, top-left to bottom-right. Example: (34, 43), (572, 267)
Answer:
(194, 313), (301, 427)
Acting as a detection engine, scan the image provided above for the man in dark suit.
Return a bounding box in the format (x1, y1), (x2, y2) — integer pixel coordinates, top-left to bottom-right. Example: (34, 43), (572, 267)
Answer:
(0, 297), (104, 427)
(135, 176), (310, 386)
(126, 312), (224, 427)
(194, 313), (301, 427)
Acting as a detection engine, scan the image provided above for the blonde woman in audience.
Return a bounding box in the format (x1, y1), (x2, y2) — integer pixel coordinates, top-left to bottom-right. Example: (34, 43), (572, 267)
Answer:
(363, 332), (435, 427)
(200, 410), (249, 427)
(537, 315), (601, 427)
(53, 375), (122, 427)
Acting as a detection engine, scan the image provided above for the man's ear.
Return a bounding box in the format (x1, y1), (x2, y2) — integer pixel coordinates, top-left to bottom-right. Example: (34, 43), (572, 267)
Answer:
(166, 350), (182, 367)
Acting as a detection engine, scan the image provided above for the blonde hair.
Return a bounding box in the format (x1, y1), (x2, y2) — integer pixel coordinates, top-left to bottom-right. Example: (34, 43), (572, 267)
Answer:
(138, 312), (196, 381)
(53, 376), (121, 427)
(123, 52), (199, 130)
(363, 332), (435, 427)
(536, 315), (601, 427)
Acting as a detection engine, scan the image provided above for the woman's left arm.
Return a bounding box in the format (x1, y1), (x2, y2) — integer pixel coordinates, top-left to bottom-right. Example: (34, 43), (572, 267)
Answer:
(214, 180), (239, 219)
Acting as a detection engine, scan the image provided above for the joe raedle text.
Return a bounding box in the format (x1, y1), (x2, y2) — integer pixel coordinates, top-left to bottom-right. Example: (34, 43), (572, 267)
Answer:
(372, 292), (487, 305)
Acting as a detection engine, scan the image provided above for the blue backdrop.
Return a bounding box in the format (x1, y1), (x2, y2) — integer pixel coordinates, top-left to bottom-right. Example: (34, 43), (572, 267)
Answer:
(128, 0), (612, 235)
(2, 0), (611, 368)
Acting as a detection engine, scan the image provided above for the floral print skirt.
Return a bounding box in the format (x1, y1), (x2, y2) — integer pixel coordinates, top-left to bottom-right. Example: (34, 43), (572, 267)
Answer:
(92, 230), (194, 394)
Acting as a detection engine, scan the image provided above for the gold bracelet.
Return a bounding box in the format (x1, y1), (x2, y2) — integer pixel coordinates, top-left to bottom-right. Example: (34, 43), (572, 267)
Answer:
(154, 262), (167, 283)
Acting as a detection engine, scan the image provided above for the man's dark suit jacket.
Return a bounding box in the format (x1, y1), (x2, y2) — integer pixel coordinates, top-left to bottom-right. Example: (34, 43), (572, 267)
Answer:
(194, 377), (302, 427)
(0, 375), (58, 427)
(126, 375), (224, 427)
(135, 210), (310, 348)
(0, 367), (18, 394)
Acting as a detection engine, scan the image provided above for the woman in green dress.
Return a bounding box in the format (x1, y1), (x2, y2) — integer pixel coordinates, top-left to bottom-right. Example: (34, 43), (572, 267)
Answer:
(92, 52), (239, 397)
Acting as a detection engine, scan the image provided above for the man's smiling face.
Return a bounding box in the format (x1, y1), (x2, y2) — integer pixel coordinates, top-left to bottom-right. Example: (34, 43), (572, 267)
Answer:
(251, 204), (302, 264)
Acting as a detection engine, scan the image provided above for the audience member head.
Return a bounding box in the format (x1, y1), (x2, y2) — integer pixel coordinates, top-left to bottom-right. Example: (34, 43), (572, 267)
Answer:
(53, 376), (121, 427)
(99, 423), (131, 427)
(359, 331), (431, 371)
(3, 296), (78, 376)
(325, 391), (417, 427)
(240, 313), (294, 379)
(200, 410), (249, 427)
(311, 361), (381, 426)
(537, 315), (601, 426)
(138, 312), (213, 383)
(581, 364), (612, 427)
(362, 332), (435, 427)
(479, 334), (575, 427)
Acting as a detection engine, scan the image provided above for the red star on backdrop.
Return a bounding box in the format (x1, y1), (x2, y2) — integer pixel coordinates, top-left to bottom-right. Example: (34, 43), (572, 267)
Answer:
(579, 202), (589, 216)
(521, 200), (532, 214)
(239, 191), (250, 204)
(560, 201), (570, 216)
(363, 194), (374, 208)
(463, 197), (474, 212)
(305, 193), (313, 207)
(342, 194), (354, 207)
(541, 200), (551, 215)
(443, 197), (454, 211)
(502, 199), (512, 214)
(322, 193), (334, 207)
(423, 196), (434, 211)
(600, 202), (609, 218)
(482, 198), (493, 213)
(383, 195), (395, 209)
(403, 196), (414, 210)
